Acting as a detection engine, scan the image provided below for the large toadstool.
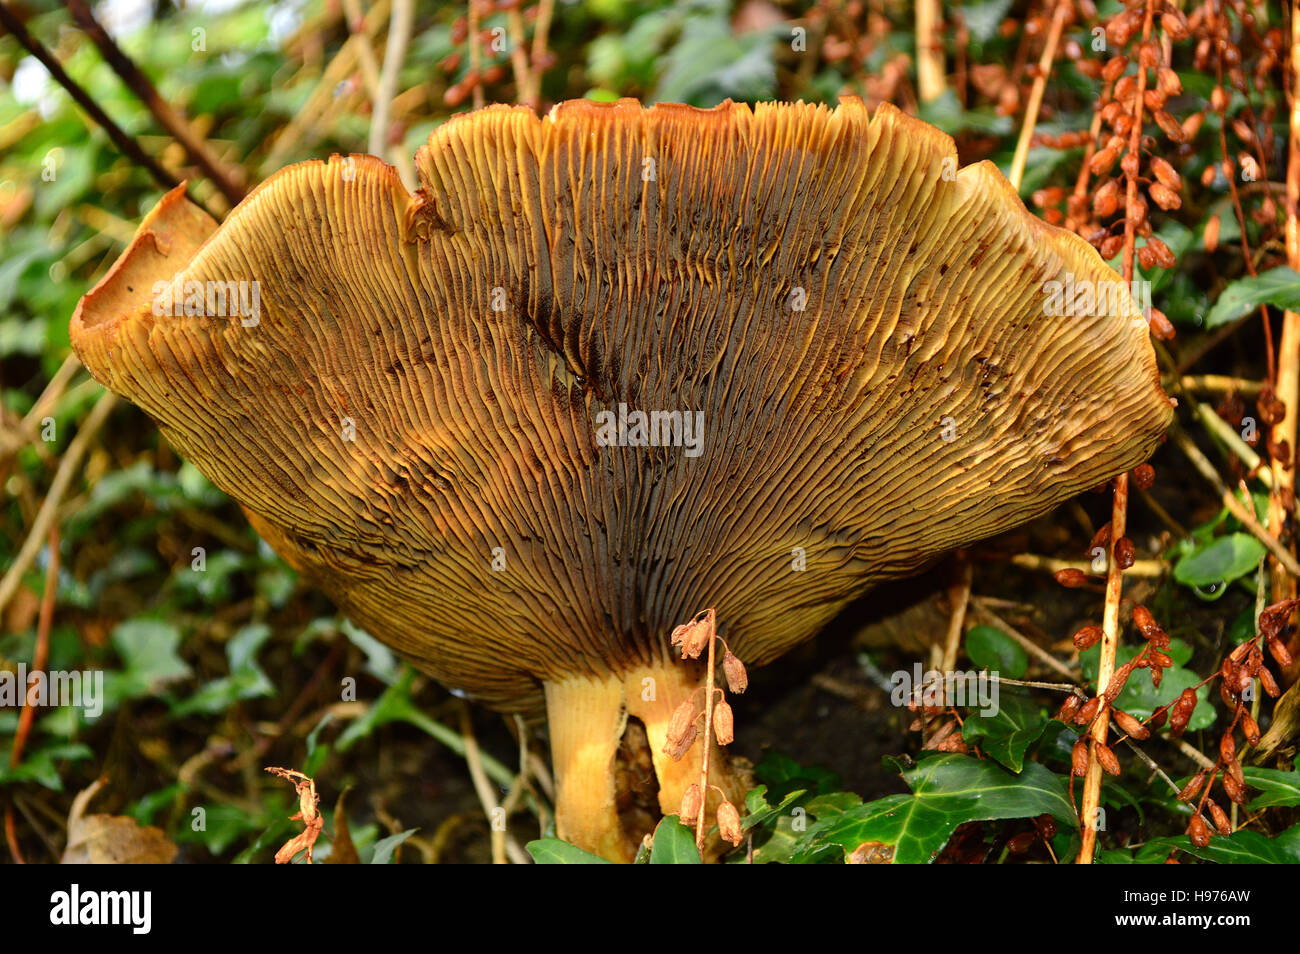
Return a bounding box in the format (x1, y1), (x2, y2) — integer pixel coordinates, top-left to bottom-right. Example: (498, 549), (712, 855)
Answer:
(70, 97), (1173, 861)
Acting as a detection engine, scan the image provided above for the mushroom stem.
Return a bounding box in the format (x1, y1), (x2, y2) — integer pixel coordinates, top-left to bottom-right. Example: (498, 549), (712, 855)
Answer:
(544, 663), (751, 862)
(543, 674), (632, 862)
(624, 662), (748, 852)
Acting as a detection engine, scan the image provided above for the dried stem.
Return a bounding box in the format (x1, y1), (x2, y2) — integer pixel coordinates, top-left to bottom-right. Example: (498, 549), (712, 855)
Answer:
(65, 0), (246, 207)
(0, 392), (116, 619)
(370, 0), (415, 190)
(1078, 2), (1156, 864)
(0, 3), (212, 215)
(1009, 0), (1068, 191)
(695, 612), (718, 852)
(940, 556), (973, 672)
(915, 0), (945, 103)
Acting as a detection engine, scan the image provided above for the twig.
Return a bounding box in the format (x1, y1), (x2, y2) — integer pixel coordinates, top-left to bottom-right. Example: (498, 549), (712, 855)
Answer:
(0, 3), (213, 215)
(1009, 553), (1165, 578)
(940, 556), (972, 672)
(1079, 3), (1157, 865)
(459, 703), (525, 864)
(1177, 374), (1263, 397)
(1171, 426), (1300, 577)
(915, 0), (945, 103)
(0, 392), (116, 618)
(505, 4), (532, 107)
(8, 526), (59, 770)
(970, 598), (1077, 679)
(1268, 0), (1300, 665)
(65, 0), (245, 206)
(528, 0), (556, 109)
(1009, 0), (1068, 190)
(695, 610), (718, 852)
(467, 0), (484, 109)
(370, 0), (415, 191)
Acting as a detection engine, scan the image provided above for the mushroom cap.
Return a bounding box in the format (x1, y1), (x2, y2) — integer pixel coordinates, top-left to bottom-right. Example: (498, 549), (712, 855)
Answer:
(71, 97), (1173, 713)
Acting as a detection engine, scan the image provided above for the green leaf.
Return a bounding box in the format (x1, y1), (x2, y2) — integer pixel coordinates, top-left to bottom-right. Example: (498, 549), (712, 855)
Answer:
(0, 742), (93, 790)
(649, 815), (702, 864)
(1144, 830), (1298, 864)
(368, 828), (418, 864)
(1205, 267), (1300, 329)
(526, 838), (615, 864)
(961, 689), (1049, 772)
(791, 754), (1077, 864)
(1244, 766), (1300, 809)
(1079, 641), (1215, 731)
(965, 625), (1028, 679)
(1173, 533), (1265, 590)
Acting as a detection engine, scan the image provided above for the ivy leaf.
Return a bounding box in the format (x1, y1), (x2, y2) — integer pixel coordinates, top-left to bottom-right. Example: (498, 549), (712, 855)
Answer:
(1205, 266), (1300, 329)
(649, 815), (702, 864)
(790, 754), (1077, 864)
(1173, 533), (1265, 591)
(525, 838), (614, 864)
(961, 689), (1049, 772)
(965, 625), (1028, 679)
(1244, 766), (1300, 809)
(1143, 830), (1298, 864)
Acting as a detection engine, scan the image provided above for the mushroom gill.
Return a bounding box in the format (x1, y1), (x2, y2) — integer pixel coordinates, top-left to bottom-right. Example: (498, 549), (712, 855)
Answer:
(70, 96), (1173, 861)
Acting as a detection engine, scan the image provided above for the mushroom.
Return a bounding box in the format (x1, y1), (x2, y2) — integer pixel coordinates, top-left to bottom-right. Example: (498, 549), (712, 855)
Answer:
(70, 97), (1173, 861)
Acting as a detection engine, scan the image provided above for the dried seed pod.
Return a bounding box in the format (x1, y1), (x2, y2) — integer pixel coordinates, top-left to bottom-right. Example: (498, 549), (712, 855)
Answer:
(1155, 110), (1186, 142)
(716, 799), (743, 846)
(1132, 463), (1155, 489)
(1267, 636), (1294, 668)
(1157, 67), (1182, 96)
(1056, 694), (1083, 722)
(1112, 708), (1149, 740)
(1100, 233), (1126, 259)
(713, 699), (735, 745)
(1071, 738), (1090, 777)
(1076, 696), (1102, 725)
(1177, 769), (1206, 802)
(1219, 731), (1236, 763)
(1150, 664), (1164, 689)
(1095, 741), (1121, 776)
(1055, 568), (1089, 588)
(1114, 537), (1135, 569)
(1073, 625), (1104, 650)
(1150, 157), (1181, 189)
(1260, 666), (1281, 697)
(664, 722), (697, 761)
(1132, 605), (1160, 638)
(1221, 771), (1247, 805)
(722, 651), (748, 694)
(666, 698), (697, 748)
(1242, 712), (1261, 746)
(1145, 236), (1177, 267)
(1007, 831), (1037, 854)
(1225, 757), (1245, 788)
(1102, 56), (1129, 82)
(1209, 800), (1232, 835)
(679, 782), (703, 826)
(1170, 688), (1197, 736)
(1149, 182), (1182, 211)
(1148, 705), (1168, 730)
(1035, 813), (1058, 839)
(1188, 814), (1211, 848)
(1093, 179), (1122, 217)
